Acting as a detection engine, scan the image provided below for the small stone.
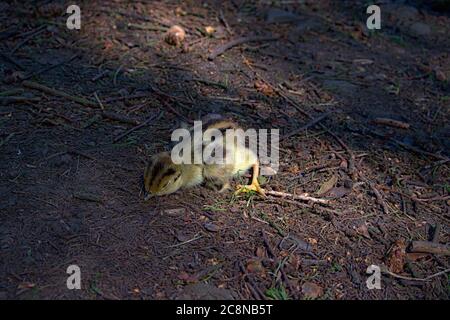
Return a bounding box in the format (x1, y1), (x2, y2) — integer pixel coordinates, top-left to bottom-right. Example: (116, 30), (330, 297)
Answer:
(302, 282), (323, 299)
(164, 25), (186, 46)
(176, 231), (191, 242)
(204, 222), (219, 232)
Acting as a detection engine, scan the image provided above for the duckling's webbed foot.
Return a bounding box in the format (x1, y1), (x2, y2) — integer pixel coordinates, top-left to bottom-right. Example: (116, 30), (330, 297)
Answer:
(235, 181), (266, 197)
(235, 162), (266, 197)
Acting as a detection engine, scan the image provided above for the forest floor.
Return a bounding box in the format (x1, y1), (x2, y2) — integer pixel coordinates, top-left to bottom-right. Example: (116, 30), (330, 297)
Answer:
(0, 0), (449, 300)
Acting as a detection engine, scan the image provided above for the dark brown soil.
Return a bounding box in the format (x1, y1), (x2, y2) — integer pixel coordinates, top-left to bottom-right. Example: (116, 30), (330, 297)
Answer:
(0, 0), (449, 300)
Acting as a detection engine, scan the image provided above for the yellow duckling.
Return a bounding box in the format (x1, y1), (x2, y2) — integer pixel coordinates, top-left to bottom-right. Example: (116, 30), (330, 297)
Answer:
(143, 118), (265, 199)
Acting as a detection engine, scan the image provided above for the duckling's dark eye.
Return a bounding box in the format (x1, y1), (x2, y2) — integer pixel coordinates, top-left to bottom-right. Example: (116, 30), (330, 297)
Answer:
(173, 172), (182, 182)
(162, 180), (170, 189)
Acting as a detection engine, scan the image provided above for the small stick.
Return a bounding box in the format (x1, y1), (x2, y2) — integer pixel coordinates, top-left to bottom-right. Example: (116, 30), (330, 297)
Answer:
(149, 84), (192, 105)
(102, 111), (140, 125)
(0, 88), (24, 96)
(73, 192), (103, 203)
(159, 98), (192, 124)
(127, 23), (167, 32)
(91, 70), (109, 82)
(23, 53), (80, 80)
(373, 118), (410, 129)
(219, 10), (233, 35)
(0, 26), (19, 41)
(262, 231), (296, 298)
(93, 92), (105, 110)
(69, 149), (96, 161)
(187, 78), (228, 90)
(322, 127), (356, 179)
(360, 126), (449, 161)
(368, 182), (389, 214)
(10, 27), (46, 54)
(266, 190), (329, 204)
(281, 112), (330, 141)
(0, 96), (41, 104)
(167, 234), (203, 248)
(411, 195), (450, 202)
(382, 266), (450, 282)
(208, 35), (278, 60)
(104, 93), (149, 103)
(409, 241), (450, 256)
(22, 80), (97, 107)
(238, 261), (265, 300)
(0, 133), (15, 148)
(0, 52), (25, 70)
(113, 111), (163, 143)
(393, 139), (449, 161)
(432, 223), (441, 243)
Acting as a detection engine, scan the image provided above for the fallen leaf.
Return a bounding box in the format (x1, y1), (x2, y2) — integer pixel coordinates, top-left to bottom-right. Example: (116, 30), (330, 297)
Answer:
(339, 159), (348, 170)
(17, 282), (35, 289)
(355, 223), (371, 239)
(386, 239), (406, 273)
(103, 40), (114, 51)
(288, 254), (301, 271)
(178, 272), (198, 283)
(246, 259), (265, 274)
(255, 246), (266, 258)
(302, 282), (323, 299)
(317, 175), (338, 195)
(254, 80), (276, 96)
(287, 164), (300, 174)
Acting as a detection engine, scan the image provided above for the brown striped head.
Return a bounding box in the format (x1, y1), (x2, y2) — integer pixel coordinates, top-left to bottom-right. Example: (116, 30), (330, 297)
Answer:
(143, 152), (183, 198)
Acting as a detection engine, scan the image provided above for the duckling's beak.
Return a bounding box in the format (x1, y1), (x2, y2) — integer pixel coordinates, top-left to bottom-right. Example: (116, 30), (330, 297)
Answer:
(144, 191), (153, 201)
(141, 176), (153, 201)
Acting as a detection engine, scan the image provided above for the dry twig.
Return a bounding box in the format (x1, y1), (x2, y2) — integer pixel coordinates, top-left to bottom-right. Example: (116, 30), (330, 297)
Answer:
(266, 190), (330, 205)
(208, 36), (278, 60)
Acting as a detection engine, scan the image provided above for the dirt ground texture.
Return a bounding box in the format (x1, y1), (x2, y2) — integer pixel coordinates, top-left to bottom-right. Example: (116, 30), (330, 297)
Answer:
(0, 0), (449, 300)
